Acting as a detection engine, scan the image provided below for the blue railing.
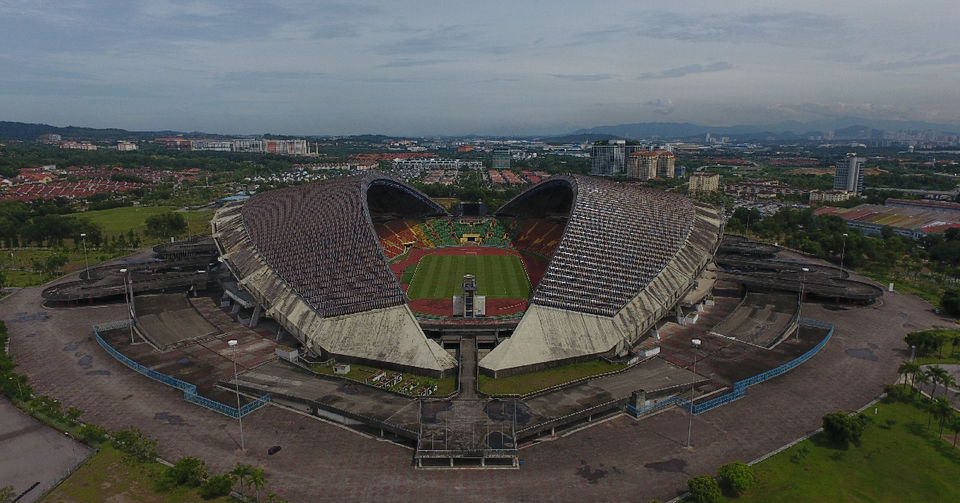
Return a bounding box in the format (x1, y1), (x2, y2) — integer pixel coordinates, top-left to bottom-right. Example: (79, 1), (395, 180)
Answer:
(93, 322), (271, 418)
(628, 319), (835, 417)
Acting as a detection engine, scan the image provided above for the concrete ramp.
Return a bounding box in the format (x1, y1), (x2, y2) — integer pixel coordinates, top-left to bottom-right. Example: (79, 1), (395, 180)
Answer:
(135, 293), (221, 350)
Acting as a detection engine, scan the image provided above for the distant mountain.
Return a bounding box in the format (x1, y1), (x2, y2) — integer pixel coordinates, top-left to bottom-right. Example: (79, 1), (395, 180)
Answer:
(573, 117), (960, 141)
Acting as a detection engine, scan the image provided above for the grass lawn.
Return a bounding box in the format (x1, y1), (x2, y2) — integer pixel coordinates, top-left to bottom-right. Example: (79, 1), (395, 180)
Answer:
(310, 362), (457, 397)
(478, 360), (625, 396)
(1, 248), (130, 287)
(68, 206), (213, 240)
(406, 254), (530, 300)
(720, 396), (960, 502)
(42, 444), (230, 503)
(864, 266), (943, 306)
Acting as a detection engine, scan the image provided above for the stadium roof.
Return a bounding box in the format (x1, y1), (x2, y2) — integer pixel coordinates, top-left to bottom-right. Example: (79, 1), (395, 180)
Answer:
(214, 172), (456, 376)
(482, 177), (723, 376)
(213, 173), (724, 377)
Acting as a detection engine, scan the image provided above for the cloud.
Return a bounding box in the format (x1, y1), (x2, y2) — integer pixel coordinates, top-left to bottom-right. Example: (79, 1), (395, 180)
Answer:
(558, 26), (630, 48)
(549, 73), (613, 82)
(372, 25), (513, 56)
(377, 58), (453, 68)
(644, 98), (674, 115)
(863, 53), (960, 71)
(637, 11), (843, 47)
(637, 62), (732, 80)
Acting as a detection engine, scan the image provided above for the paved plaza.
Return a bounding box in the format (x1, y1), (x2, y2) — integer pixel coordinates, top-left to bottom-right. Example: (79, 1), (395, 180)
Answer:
(2, 267), (956, 502)
(0, 396), (92, 503)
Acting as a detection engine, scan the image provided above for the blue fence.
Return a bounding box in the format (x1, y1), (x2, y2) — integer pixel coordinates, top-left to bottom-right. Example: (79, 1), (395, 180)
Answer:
(628, 319), (835, 417)
(93, 322), (271, 418)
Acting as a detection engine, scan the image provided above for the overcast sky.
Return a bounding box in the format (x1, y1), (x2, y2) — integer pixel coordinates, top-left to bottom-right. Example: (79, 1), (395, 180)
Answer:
(2, 0), (959, 136)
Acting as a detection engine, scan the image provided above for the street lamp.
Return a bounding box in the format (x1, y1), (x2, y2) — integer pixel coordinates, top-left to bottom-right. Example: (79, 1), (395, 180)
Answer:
(228, 339), (245, 452)
(839, 233), (848, 279)
(797, 267), (810, 341)
(119, 268), (135, 345)
(686, 338), (702, 448)
(80, 233), (89, 280)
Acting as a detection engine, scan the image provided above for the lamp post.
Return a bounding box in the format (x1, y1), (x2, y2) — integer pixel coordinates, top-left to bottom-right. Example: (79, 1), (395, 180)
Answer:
(839, 233), (848, 279)
(797, 267), (809, 341)
(228, 339), (245, 452)
(686, 338), (702, 448)
(80, 233), (89, 280)
(119, 268), (135, 345)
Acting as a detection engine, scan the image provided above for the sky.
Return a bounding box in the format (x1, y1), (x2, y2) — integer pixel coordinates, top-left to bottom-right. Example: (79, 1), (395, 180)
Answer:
(1, 0), (959, 136)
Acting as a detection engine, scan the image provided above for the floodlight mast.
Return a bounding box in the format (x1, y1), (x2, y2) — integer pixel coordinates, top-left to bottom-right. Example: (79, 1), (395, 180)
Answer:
(686, 338), (702, 448)
(228, 339), (245, 452)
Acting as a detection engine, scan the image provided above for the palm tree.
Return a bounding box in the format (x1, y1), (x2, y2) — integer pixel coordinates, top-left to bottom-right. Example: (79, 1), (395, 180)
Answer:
(927, 367), (948, 396)
(249, 467), (267, 503)
(941, 373), (958, 398)
(949, 413), (960, 447)
(898, 361), (920, 388)
(932, 397), (954, 437)
(231, 463), (254, 498)
(915, 370), (930, 396)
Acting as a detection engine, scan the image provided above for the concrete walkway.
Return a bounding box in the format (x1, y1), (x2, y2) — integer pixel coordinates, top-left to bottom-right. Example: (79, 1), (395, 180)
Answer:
(2, 270), (956, 502)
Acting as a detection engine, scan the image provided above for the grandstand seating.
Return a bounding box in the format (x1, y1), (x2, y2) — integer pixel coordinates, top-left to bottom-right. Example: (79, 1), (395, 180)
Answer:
(237, 173), (703, 321)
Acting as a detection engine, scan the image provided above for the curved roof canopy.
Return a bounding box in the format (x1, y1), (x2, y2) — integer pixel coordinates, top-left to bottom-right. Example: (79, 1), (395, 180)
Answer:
(240, 173), (444, 318)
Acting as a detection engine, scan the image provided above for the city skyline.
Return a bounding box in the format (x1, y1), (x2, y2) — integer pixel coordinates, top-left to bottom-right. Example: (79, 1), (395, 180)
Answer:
(2, 0), (959, 136)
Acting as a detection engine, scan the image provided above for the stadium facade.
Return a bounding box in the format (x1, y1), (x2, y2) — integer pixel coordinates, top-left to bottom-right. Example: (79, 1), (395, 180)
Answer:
(212, 172), (723, 378)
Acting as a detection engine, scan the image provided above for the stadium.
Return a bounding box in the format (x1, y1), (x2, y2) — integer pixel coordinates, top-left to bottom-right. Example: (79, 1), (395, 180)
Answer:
(212, 171), (725, 378)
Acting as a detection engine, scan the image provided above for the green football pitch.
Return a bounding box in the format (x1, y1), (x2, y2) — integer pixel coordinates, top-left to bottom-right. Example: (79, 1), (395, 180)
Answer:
(405, 254), (531, 300)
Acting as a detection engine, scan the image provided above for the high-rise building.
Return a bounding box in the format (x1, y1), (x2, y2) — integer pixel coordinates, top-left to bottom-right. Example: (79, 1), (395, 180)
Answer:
(833, 154), (865, 195)
(628, 151), (659, 179)
(590, 140), (642, 176)
(655, 150), (675, 178)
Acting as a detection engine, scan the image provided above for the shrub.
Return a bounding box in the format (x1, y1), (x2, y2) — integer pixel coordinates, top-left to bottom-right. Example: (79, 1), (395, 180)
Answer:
(111, 427), (158, 463)
(78, 423), (109, 444)
(199, 474), (234, 500)
(717, 461), (754, 496)
(822, 411), (868, 447)
(167, 457), (208, 488)
(687, 475), (721, 503)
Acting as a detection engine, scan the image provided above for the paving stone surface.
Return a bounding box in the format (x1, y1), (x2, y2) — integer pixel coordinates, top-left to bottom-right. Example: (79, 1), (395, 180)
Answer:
(0, 396), (92, 503)
(1, 266), (955, 502)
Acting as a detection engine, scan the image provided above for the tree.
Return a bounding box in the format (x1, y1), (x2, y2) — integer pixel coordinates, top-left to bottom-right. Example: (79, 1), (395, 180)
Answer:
(199, 474), (234, 499)
(927, 366), (948, 396)
(941, 373), (957, 397)
(915, 370), (930, 396)
(167, 457), (208, 488)
(716, 461), (754, 496)
(898, 360), (921, 389)
(931, 397), (954, 437)
(687, 475), (722, 503)
(941, 289), (960, 317)
(111, 427), (158, 463)
(231, 463), (255, 497)
(905, 330), (943, 357)
(948, 413), (960, 447)
(822, 411), (868, 447)
(145, 212), (187, 238)
(42, 253), (67, 278)
(249, 467), (267, 502)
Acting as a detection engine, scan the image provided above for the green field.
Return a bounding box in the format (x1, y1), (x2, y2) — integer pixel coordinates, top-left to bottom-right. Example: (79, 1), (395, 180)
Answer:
(405, 254), (530, 300)
(719, 394), (960, 502)
(68, 206), (213, 238)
